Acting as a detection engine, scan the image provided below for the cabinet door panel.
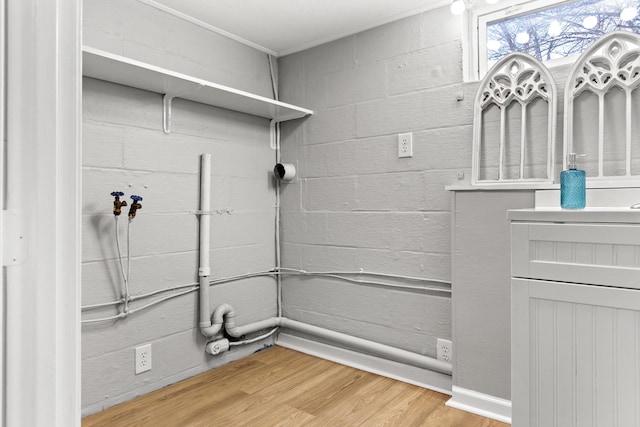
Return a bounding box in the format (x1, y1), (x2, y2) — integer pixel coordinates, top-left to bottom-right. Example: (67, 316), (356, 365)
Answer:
(512, 278), (640, 427)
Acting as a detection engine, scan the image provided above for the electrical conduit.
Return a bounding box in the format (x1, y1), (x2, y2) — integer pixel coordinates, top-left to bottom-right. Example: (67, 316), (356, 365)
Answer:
(197, 153), (451, 376)
(207, 302), (451, 375)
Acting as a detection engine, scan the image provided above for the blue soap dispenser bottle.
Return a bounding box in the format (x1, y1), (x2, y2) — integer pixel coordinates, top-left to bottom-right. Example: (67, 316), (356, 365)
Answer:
(560, 153), (586, 209)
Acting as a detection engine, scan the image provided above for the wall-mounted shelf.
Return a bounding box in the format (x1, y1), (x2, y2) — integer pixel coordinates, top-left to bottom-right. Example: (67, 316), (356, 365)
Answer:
(82, 46), (313, 133)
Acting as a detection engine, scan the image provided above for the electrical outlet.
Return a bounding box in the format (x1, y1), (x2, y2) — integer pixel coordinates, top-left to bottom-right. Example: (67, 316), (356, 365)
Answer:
(437, 338), (453, 362)
(135, 343), (152, 374)
(398, 132), (413, 158)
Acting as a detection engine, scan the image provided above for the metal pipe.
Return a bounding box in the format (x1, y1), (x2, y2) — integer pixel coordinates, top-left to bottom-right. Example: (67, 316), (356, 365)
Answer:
(198, 154), (214, 333)
(196, 148), (451, 374)
(215, 303), (452, 375)
(280, 318), (452, 375)
(226, 315), (279, 338)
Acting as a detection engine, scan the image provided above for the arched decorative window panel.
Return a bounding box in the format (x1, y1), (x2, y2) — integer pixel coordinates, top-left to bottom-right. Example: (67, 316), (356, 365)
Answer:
(472, 53), (557, 186)
(564, 31), (640, 186)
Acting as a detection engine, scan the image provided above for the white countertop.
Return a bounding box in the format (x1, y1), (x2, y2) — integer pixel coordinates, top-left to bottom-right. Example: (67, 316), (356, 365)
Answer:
(508, 208), (640, 223)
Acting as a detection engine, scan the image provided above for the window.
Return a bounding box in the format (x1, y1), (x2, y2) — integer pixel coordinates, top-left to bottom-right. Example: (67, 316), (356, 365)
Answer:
(470, 0), (640, 80)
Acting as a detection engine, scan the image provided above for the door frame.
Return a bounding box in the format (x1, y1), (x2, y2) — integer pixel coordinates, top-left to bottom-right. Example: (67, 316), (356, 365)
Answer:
(4, 0), (82, 425)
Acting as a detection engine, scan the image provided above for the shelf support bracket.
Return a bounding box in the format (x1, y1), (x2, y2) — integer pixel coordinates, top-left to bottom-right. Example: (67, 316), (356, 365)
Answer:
(162, 94), (174, 135)
(162, 84), (204, 134)
(162, 93), (175, 135)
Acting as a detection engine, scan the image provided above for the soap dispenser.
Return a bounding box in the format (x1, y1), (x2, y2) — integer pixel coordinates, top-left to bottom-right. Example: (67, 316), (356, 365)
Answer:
(560, 153), (586, 209)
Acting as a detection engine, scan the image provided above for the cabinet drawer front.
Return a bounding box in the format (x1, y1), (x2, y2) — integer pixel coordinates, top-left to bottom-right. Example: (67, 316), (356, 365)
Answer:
(511, 222), (640, 289)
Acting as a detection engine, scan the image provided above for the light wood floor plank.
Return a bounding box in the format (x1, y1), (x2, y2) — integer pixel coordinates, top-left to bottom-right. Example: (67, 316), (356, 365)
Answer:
(271, 363), (367, 413)
(240, 350), (335, 396)
(219, 401), (315, 426)
(282, 364), (362, 408)
(303, 376), (408, 426)
(364, 384), (446, 426)
(83, 346), (510, 427)
(422, 403), (504, 427)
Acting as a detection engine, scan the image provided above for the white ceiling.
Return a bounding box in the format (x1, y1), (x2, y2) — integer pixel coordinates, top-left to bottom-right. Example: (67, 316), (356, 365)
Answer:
(146, 0), (449, 56)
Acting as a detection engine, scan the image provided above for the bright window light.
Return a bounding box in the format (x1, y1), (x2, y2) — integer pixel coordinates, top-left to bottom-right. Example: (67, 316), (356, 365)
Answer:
(487, 39), (502, 50)
(620, 6), (638, 21)
(547, 20), (561, 37)
(451, 0), (466, 15)
(582, 15), (598, 29)
(474, 0), (640, 80)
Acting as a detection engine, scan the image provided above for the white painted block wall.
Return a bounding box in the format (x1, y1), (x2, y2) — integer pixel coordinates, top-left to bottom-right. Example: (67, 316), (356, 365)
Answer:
(81, 79), (278, 414)
(80, 0), (579, 417)
(277, 7), (466, 363)
(276, 6), (570, 404)
(81, 0), (279, 415)
(83, 0), (274, 98)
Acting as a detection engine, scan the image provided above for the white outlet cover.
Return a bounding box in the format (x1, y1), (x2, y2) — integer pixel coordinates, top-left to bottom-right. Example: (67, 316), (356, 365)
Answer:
(436, 338), (453, 362)
(398, 132), (413, 158)
(135, 343), (152, 375)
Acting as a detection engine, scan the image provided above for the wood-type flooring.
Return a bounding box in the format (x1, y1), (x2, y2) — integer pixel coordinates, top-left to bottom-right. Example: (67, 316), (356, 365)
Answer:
(83, 345), (509, 426)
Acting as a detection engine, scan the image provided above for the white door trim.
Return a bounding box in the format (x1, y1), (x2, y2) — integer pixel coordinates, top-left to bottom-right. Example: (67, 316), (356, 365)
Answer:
(4, 0), (82, 425)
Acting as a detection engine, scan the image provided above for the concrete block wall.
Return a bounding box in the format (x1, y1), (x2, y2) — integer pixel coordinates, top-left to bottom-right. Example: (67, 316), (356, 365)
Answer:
(82, 0), (279, 415)
(277, 8), (469, 359)
(82, 78), (278, 415)
(276, 6), (573, 403)
(83, 0), (274, 97)
(79, 0), (587, 415)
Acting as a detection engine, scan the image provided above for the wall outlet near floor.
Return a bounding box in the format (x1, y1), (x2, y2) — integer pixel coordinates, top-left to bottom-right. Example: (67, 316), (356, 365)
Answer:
(398, 132), (413, 158)
(437, 338), (453, 362)
(135, 343), (152, 374)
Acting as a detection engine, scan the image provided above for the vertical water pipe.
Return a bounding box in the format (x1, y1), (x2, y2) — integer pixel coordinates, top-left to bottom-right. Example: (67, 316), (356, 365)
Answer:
(273, 119), (283, 317)
(198, 154), (214, 332)
(268, 54), (283, 318)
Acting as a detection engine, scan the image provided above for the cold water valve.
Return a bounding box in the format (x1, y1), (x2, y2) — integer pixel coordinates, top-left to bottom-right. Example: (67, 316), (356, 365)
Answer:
(111, 191), (127, 216)
(128, 195), (143, 220)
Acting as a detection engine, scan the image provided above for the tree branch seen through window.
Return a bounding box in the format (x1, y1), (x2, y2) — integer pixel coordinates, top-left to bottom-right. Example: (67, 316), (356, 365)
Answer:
(487, 0), (640, 67)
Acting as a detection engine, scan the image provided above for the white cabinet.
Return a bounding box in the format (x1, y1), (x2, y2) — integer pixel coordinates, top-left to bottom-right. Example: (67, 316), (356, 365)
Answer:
(510, 209), (640, 427)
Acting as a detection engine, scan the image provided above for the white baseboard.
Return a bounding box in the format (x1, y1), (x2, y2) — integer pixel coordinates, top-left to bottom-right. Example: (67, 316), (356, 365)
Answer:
(446, 386), (512, 424)
(276, 333), (452, 395)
